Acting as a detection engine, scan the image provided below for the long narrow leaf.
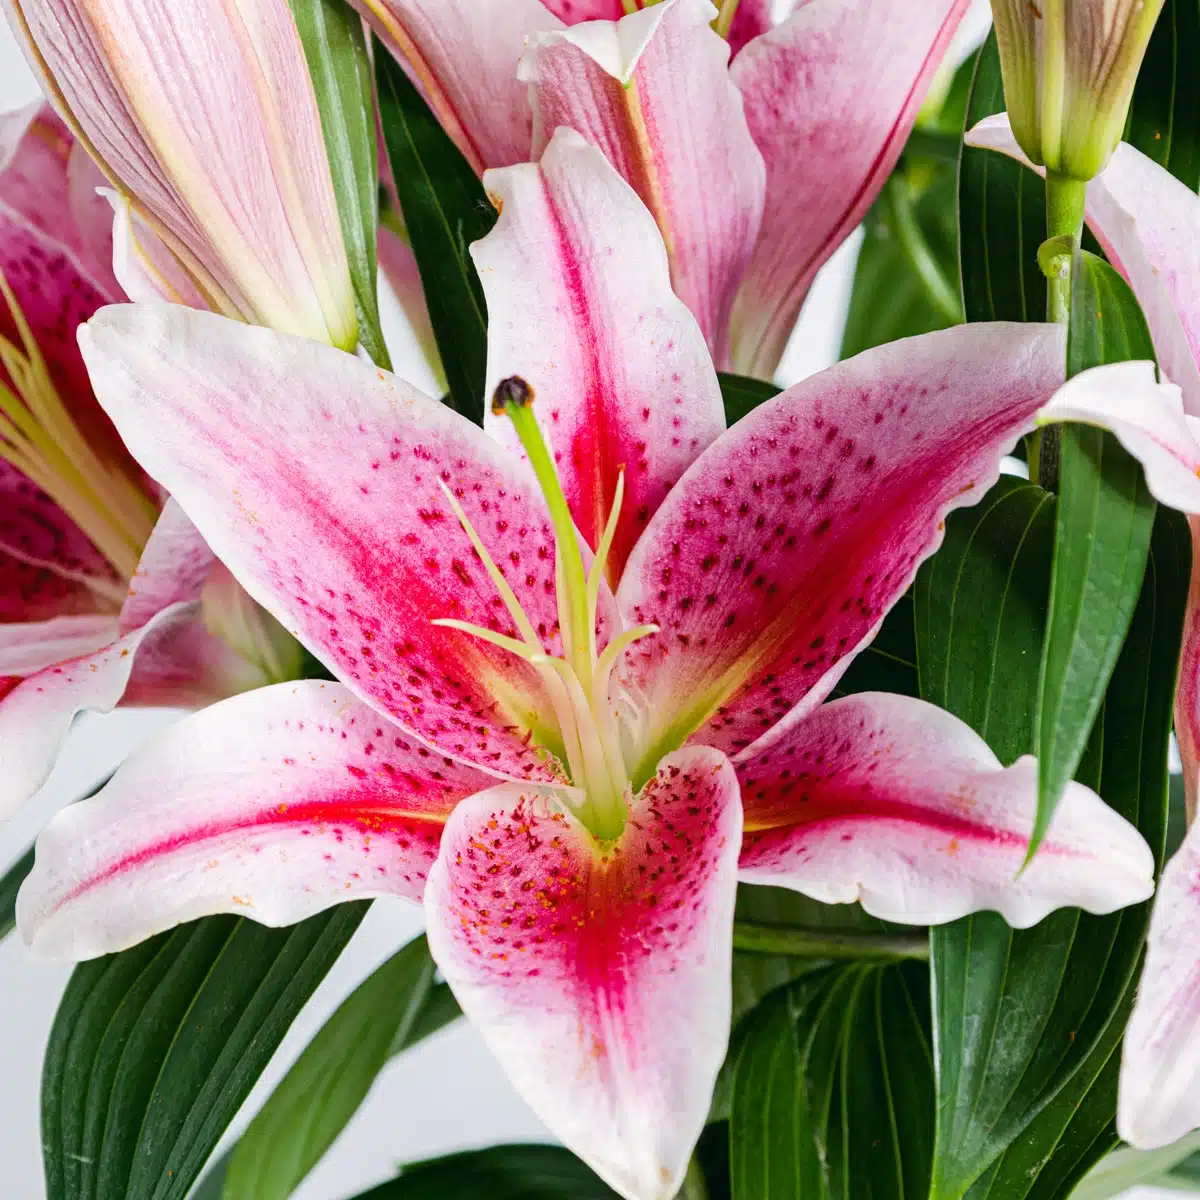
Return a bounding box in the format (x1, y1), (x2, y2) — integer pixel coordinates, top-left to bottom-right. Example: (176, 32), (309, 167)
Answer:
(375, 40), (493, 424)
(222, 934), (445, 1200)
(41, 905), (365, 1200)
(1031, 254), (1158, 852)
(289, 0), (387, 365)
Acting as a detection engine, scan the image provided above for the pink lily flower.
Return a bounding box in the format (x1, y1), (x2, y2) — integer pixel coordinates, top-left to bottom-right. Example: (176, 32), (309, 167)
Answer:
(353, 0), (966, 375)
(18, 132), (1155, 1198)
(0, 101), (298, 817)
(966, 112), (1200, 1152)
(4, 0), (358, 350)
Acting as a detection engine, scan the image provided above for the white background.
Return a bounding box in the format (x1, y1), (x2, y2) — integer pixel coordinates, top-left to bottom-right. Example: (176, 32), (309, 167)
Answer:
(0, 2), (1181, 1197)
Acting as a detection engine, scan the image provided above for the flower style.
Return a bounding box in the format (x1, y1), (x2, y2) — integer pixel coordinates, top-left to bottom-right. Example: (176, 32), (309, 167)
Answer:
(4, 0), (358, 349)
(0, 100), (299, 817)
(353, 0), (966, 376)
(17, 132), (1157, 1198)
(967, 112), (1200, 1151)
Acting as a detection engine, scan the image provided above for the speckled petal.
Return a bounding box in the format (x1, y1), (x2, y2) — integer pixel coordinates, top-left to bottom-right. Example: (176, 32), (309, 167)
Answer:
(0, 599), (195, 817)
(475, 130), (725, 580)
(519, 0), (765, 364)
(737, 692), (1153, 926)
(0, 459), (116, 624)
(351, 0), (562, 173)
(18, 680), (490, 959)
(617, 322), (1065, 768)
(80, 304), (584, 784)
(425, 745), (741, 1200)
(1119, 819), (1200, 1148)
(729, 0), (966, 377)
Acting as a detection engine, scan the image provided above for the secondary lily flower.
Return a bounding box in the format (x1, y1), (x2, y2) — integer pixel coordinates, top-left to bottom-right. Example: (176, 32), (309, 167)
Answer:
(355, 0), (966, 375)
(4, 0), (358, 349)
(967, 112), (1200, 1152)
(0, 100), (299, 817)
(19, 132), (1154, 1199)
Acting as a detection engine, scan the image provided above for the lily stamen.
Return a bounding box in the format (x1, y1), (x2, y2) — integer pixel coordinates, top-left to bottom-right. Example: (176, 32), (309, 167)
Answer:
(434, 375), (661, 839)
(0, 270), (156, 580)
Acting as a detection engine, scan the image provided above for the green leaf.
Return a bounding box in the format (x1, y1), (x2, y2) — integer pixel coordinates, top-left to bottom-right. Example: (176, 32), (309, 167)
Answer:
(958, 33), (1048, 326)
(222, 934), (442, 1200)
(375, 39), (493, 424)
(718, 372), (780, 427)
(916, 481), (1187, 1199)
(1071, 1131), (1200, 1199)
(289, 0), (386, 366)
(42, 905), (365, 1200)
(1128, 0), (1200, 189)
(728, 961), (934, 1199)
(729, 884), (922, 1027)
(345, 1145), (621, 1199)
(841, 169), (960, 359)
(958, 515), (1188, 1200)
(1031, 253), (1158, 853)
(0, 842), (32, 941)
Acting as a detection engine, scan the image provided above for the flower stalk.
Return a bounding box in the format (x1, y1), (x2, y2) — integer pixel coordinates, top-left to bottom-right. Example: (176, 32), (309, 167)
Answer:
(731, 920), (932, 962)
(1034, 173), (1088, 491)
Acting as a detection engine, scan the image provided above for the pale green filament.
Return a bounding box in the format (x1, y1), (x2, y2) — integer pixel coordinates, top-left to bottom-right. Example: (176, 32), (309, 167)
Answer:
(435, 378), (659, 840)
(503, 399), (593, 683)
(713, 0), (742, 38)
(0, 270), (157, 583)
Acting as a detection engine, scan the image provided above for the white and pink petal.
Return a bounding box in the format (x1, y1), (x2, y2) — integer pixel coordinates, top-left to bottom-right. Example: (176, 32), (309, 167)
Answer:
(474, 129), (725, 579)
(425, 745), (741, 1200)
(729, 0), (966, 378)
(351, 0), (562, 173)
(737, 692), (1154, 926)
(1119, 818), (1200, 1147)
(1036, 361), (1200, 514)
(18, 680), (490, 959)
(617, 322), (1065, 769)
(0, 600), (193, 818)
(519, 0), (765, 364)
(80, 305), (582, 783)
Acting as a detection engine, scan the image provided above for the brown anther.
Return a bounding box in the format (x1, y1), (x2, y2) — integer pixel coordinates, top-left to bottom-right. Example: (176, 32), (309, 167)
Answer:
(492, 375), (534, 415)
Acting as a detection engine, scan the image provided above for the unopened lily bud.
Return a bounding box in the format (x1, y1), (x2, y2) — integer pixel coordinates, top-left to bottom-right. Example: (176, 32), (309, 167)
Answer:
(991, 0), (1165, 181)
(5, 0), (358, 349)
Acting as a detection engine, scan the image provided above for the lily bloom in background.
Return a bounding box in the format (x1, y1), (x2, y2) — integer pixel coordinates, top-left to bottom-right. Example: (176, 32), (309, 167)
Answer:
(19, 133), (1157, 1200)
(967, 112), (1200, 1152)
(0, 101), (301, 816)
(353, 0), (966, 376)
(4, 0), (358, 350)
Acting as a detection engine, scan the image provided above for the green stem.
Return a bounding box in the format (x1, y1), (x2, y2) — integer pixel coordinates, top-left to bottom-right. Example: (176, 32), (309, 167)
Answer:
(1038, 172), (1088, 492)
(884, 176), (961, 325)
(731, 920), (930, 962)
